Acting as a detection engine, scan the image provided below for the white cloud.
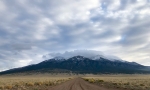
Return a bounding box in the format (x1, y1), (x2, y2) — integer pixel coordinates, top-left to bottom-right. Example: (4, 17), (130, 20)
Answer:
(0, 0), (149, 71)
(107, 0), (120, 11)
(0, 1), (6, 12)
(44, 50), (121, 60)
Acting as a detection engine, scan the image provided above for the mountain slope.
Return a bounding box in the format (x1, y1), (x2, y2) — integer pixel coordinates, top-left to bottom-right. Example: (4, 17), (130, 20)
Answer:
(0, 56), (149, 75)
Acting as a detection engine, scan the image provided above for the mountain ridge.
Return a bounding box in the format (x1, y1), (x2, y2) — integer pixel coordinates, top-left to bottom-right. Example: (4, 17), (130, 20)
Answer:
(0, 55), (149, 75)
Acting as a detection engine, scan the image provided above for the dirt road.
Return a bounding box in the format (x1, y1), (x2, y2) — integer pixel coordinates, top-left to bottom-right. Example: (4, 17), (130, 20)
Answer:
(48, 78), (120, 90)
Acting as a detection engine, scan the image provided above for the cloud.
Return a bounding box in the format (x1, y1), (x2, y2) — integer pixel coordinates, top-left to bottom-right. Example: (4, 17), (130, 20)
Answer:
(43, 50), (121, 60)
(0, 0), (149, 71)
(43, 50), (103, 59)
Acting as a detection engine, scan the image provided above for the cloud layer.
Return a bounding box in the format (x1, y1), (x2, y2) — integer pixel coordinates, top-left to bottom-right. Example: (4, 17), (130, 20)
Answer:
(43, 50), (122, 61)
(0, 0), (150, 71)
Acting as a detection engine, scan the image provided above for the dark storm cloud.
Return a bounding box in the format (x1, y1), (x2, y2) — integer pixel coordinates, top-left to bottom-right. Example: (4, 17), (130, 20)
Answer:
(0, 0), (150, 70)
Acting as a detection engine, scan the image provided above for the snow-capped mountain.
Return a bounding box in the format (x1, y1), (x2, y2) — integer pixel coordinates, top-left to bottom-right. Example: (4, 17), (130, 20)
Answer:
(47, 54), (123, 62)
(68, 56), (87, 61)
(91, 55), (123, 61)
(44, 50), (122, 60)
(53, 56), (65, 61)
(43, 50), (124, 62)
(0, 55), (149, 75)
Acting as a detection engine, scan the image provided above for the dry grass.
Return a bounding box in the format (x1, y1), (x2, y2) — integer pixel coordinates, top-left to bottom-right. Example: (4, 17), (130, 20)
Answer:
(0, 74), (73, 90)
(1, 73), (150, 90)
(83, 74), (150, 90)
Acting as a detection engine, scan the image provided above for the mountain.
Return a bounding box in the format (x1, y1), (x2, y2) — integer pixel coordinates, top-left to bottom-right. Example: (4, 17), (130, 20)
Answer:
(0, 55), (150, 75)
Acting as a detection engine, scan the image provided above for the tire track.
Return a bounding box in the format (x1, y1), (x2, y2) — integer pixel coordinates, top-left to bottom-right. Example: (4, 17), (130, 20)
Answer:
(79, 82), (84, 90)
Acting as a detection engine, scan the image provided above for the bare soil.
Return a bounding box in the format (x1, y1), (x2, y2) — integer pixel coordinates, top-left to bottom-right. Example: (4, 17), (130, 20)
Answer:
(48, 78), (123, 90)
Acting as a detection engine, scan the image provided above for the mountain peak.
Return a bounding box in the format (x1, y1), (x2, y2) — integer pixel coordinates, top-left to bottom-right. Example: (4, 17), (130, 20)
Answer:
(72, 55), (85, 58)
(91, 55), (104, 60)
(69, 55), (87, 61)
(45, 50), (123, 61)
(53, 56), (65, 60)
(91, 55), (124, 62)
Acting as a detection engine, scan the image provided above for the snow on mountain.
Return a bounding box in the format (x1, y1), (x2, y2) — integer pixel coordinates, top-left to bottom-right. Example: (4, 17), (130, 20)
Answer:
(69, 56), (86, 61)
(44, 50), (124, 62)
(53, 56), (65, 61)
(91, 55), (124, 62)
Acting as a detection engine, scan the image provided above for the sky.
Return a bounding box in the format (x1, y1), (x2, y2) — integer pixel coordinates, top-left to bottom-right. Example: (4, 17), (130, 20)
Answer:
(0, 0), (150, 71)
